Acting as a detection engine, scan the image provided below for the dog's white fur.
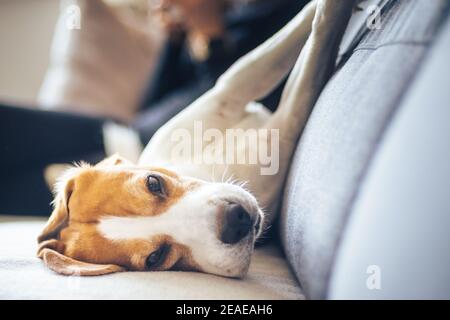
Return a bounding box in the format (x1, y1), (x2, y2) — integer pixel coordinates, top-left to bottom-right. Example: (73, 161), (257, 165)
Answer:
(102, 0), (354, 274)
(40, 0), (355, 277)
(99, 181), (261, 276)
(138, 0), (355, 223)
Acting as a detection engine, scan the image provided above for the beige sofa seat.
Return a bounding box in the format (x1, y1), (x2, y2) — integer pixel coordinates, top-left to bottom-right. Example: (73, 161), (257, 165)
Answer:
(0, 217), (303, 299)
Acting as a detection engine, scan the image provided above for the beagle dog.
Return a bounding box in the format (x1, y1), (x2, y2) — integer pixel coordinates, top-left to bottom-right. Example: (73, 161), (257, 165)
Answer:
(38, 0), (355, 277)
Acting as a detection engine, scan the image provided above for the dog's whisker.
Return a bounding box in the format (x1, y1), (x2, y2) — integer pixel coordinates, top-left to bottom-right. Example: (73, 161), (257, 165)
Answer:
(211, 164), (217, 183)
(238, 180), (249, 189)
(221, 165), (230, 183)
(225, 173), (236, 185)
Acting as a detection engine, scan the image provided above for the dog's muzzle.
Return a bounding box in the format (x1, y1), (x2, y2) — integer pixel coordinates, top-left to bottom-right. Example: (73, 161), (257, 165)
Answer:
(219, 204), (260, 244)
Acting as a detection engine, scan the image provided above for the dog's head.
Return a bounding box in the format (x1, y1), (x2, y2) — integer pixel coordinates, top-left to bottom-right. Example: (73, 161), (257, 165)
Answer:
(37, 154), (264, 278)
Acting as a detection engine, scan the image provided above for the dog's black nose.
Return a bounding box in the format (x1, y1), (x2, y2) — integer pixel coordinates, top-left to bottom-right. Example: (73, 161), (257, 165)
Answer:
(220, 204), (252, 244)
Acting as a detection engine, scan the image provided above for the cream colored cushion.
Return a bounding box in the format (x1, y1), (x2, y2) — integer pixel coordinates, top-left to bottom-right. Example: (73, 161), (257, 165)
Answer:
(0, 217), (303, 299)
(38, 0), (165, 123)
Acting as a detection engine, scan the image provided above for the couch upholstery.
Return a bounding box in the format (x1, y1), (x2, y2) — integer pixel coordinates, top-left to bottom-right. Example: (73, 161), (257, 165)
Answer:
(328, 8), (450, 298)
(280, 0), (450, 299)
(0, 217), (303, 299)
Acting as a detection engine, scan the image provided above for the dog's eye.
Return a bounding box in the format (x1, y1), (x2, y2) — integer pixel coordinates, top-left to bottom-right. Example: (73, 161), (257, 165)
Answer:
(146, 175), (165, 197)
(145, 244), (170, 270)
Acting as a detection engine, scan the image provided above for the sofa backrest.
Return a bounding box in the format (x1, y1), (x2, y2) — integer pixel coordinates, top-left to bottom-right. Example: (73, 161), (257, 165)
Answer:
(328, 11), (450, 299)
(279, 0), (450, 299)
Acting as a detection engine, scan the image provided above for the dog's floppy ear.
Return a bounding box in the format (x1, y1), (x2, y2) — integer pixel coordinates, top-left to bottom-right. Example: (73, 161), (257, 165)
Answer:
(37, 169), (125, 276)
(37, 174), (75, 243)
(39, 247), (125, 276)
(95, 153), (134, 167)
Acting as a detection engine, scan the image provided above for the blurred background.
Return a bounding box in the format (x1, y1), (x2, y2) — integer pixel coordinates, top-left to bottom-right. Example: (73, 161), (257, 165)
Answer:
(0, 0), (306, 215)
(0, 0), (59, 103)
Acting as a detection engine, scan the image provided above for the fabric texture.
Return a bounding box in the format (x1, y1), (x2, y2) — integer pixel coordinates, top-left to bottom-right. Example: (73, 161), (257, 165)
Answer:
(38, 0), (164, 123)
(0, 217), (303, 299)
(329, 13), (450, 298)
(279, 0), (449, 299)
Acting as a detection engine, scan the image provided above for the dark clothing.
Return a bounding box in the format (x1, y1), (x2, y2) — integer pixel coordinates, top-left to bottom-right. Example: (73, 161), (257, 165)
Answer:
(135, 0), (307, 143)
(0, 0), (308, 215)
(0, 104), (107, 214)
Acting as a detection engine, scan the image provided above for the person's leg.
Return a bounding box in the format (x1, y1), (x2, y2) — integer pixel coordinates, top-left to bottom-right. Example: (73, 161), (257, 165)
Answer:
(0, 104), (108, 169)
(0, 103), (108, 215)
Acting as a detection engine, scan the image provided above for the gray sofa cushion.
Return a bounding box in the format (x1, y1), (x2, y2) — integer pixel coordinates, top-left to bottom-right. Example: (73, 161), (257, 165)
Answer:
(279, 0), (449, 299)
(329, 13), (450, 299)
